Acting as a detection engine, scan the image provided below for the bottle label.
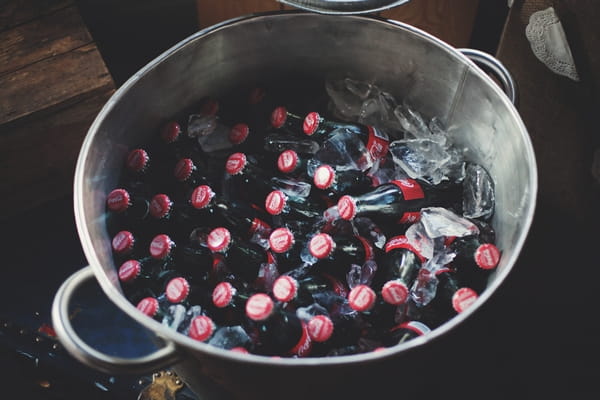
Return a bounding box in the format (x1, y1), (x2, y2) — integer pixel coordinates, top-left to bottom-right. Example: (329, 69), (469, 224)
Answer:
(398, 211), (421, 225)
(288, 322), (313, 357)
(366, 126), (389, 161)
(355, 235), (374, 261)
(391, 179), (425, 200)
(391, 321), (431, 336)
(384, 235), (426, 263)
(321, 273), (348, 297)
(249, 218), (272, 236)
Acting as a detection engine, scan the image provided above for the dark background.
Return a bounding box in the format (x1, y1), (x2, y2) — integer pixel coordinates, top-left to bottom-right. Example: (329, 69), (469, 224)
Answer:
(2, 1), (599, 399)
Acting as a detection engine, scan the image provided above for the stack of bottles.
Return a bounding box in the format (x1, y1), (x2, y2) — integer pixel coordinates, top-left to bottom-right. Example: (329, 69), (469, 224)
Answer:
(106, 81), (501, 358)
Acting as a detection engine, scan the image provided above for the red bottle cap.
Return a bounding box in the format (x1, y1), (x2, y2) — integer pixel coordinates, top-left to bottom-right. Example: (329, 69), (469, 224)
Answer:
(474, 243), (501, 270)
(118, 260), (141, 283)
(225, 152), (247, 175)
(112, 230), (134, 254)
(348, 284), (376, 312)
(200, 98), (219, 116)
(190, 185), (215, 209)
(106, 189), (131, 212)
(149, 194), (172, 219)
(307, 315), (334, 343)
(136, 297), (159, 317)
(313, 164), (336, 189)
(229, 123), (250, 145)
(245, 293), (274, 321)
(125, 149), (149, 173)
(452, 287), (478, 313)
(160, 121), (181, 144)
(272, 275), (299, 303)
(303, 111), (320, 136)
(165, 277), (190, 303)
(150, 234), (174, 259)
(268, 227), (295, 253)
(188, 315), (215, 342)
(337, 195), (357, 220)
(381, 280), (409, 305)
(174, 158), (195, 181)
(308, 233), (335, 259)
(212, 282), (236, 308)
(270, 106), (287, 129)
(277, 150), (299, 173)
(264, 190), (287, 215)
(207, 227), (232, 253)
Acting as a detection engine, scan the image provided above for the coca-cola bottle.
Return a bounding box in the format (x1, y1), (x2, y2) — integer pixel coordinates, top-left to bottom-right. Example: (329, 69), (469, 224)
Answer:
(163, 276), (212, 309)
(269, 106), (305, 136)
(172, 158), (212, 198)
(210, 281), (254, 326)
(336, 178), (463, 225)
(306, 312), (364, 357)
(302, 111), (389, 161)
(135, 296), (172, 323)
(244, 293), (312, 357)
(347, 284), (400, 332)
(118, 258), (179, 304)
(380, 320), (431, 347)
(187, 315), (217, 342)
(374, 235), (426, 306)
(312, 164), (374, 202)
(308, 232), (374, 277)
(264, 135), (320, 156)
(276, 149), (310, 178)
(271, 273), (349, 308)
(153, 120), (196, 162)
(223, 152), (280, 206)
(264, 189), (324, 221)
(106, 188), (151, 230)
(206, 227), (268, 282)
(111, 230), (148, 262)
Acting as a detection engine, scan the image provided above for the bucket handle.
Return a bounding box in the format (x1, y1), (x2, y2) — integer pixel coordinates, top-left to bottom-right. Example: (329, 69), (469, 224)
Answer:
(458, 48), (518, 107)
(51, 266), (182, 375)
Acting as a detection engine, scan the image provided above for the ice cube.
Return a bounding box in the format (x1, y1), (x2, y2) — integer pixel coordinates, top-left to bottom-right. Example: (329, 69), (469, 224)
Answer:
(207, 325), (251, 350)
(462, 163), (495, 220)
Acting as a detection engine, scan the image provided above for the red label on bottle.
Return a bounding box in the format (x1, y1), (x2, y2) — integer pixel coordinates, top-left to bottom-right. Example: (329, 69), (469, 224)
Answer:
(207, 227), (232, 253)
(348, 284), (376, 312)
(392, 321), (431, 336)
(320, 273), (348, 297)
(188, 315), (215, 342)
(225, 152), (247, 175)
(307, 315), (334, 343)
(381, 280), (409, 305)
(366, 126), (389, 161)
(303, 111), (320, 135)
(212, 282), (235, 308)
(126, 148), (149, 172)
(136, 297), (159, 317)
(272, 275), (298, 303)
(106, 189), (131, 212)
(166, 277), (190, 303)
(265, 190), (287, 215)
(149, 194), (172, 219)
(270, 106), (287, 129)
(150, 234), (173, 259)
(356, 235), (374, 261)
(384, 235), (426, 263)
(160, 121), (181, 144)
(249, 218), (271, 236)
(118, 260), (141, 283)
(288, 322), (312, 357)
(190, 185), (215, 209)
(474, 243), (501, 270)
(269, 227), (294, 253)
(174, 158), (194, 181)
(245, 293), (274, 321)
(309, 233), (335, 259)
(314, 164), (336, 189)
(452, 287), (478, 313)
(278, 150), (299, 173)
(391, 179), (425, 200)
(229, 123), (250, 145)
(398, 211), (421, 224)
(112, 230), (134, 254)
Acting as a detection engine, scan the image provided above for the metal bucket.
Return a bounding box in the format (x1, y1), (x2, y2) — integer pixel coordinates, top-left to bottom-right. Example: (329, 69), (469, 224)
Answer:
(52, 11), (537, 400)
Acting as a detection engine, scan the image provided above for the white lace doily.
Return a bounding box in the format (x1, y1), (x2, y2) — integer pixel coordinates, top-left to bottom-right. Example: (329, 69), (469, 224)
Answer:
(525, 6), (580, 81)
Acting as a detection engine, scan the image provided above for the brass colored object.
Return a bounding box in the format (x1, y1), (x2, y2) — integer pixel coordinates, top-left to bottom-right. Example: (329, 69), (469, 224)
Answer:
(138, 371), (184, 400)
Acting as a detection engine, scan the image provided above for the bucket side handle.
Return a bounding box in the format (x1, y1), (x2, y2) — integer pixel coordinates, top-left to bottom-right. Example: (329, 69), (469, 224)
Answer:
(51, 266), (183, 375)
(458, 48), (518, 107)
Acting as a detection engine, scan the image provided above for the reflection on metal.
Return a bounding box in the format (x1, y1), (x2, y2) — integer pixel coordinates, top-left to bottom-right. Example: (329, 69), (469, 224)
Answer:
(279, 0), (411, 15)
(137, 371), (184, 400)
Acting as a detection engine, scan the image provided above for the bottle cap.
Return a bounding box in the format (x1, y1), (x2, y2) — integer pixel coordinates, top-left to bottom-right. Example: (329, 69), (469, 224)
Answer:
(160, 121), (181, 144)
(381, 280), (409, 305)
(308, 233), (335, 259)
(337, 195), (357, 220)
(268, 227), (295, 253)
(229, 123), (250, 145)
(313, 164), (336, 189)
(106, 189), (131, 212)
(277, 150), (299, 174)
(188, 315), (215, 342)
(474, 243), (501, 270)
(165, 277), (190, 303)
(136, 297), (159, 317)
(265, 190), (287, 215)
(307, 315), (334, 343)
(207, 227), (232, 253)
(190, 185), (215, 209)
(212, 282), (236, 308)
(348, 284), (376, 312)
(149, 194), (172, 219)
(245, 293), (274, 321)
(270, 106), (288, 129)
(200, 98), (219, 116)
(112, 230), (134, 254)
(118, 260), (141, 283)
(150, 234), (174, 259)
(272, 275), (299, 303)
(225, 152), (247, 175)
(452, 287), (478, 313)
(174, 158), (195, 182)
(125, 149), (149, 173)
(303, 112), (320, 136)
(248, 87), (266, 105)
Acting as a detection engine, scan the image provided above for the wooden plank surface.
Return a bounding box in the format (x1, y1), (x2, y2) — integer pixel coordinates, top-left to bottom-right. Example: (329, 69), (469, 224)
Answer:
(0, 0), (72, 30)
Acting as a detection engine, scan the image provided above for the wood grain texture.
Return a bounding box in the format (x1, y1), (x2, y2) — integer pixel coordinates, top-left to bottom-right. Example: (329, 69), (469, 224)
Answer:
(0, 0), (72, 30)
